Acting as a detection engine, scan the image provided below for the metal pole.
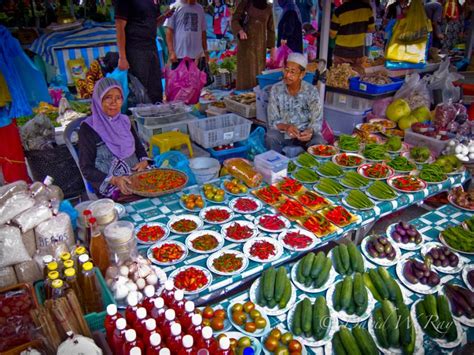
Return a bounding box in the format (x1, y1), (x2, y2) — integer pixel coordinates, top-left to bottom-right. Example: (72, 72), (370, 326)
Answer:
(318, 0), (331, 102)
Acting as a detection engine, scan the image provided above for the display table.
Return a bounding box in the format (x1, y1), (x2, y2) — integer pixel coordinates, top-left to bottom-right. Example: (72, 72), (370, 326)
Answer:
(213, 203), (473, 354)
(123, 171), (470, 306)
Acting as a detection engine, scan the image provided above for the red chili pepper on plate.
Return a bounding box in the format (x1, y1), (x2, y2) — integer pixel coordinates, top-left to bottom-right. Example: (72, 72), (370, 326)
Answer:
(278, 200), (306, 218)
(279, 178), (303, 195)
(137, 225), (165, 242)
(174, 267), (208, 292)
(324, 206), (352, 226)
(205, 208), (231, 222)
(152, 243), (184, 262)
(234, 198), (258, 212)
(283, 232), (313, 249)
(256, 186), (282, 204)
(226, 223), (253, 240)
(249, 241), (276, 260)
(258, 215), (286, 230)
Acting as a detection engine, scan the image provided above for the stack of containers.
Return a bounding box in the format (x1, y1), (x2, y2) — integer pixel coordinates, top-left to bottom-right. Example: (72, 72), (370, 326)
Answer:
(254, 150), (289, 185)
(103, 221), (138, 265)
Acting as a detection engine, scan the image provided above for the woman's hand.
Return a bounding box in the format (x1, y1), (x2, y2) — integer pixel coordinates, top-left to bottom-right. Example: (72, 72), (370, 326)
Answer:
(238, 30), (248, 40)
(111, 176), (132, 195)
(133, 160), (149, 172)
(118, 56), (129, 70)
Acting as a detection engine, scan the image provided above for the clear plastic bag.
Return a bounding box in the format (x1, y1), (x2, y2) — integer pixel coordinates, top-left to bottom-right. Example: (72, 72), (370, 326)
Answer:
(0, 225), (31, 268)
(14, 260), (42, 283)
(19, 113), (55, 151)
(428, 60), (463, 104)
(13, 205), (53, 233)
(223, 158), (262, 188)
(394, 73), (431, 110)
(34, 212), (75, 249)
(0, 180), (27, 205)
(372, 97), (393, 117)
(0, 193), (35, 225)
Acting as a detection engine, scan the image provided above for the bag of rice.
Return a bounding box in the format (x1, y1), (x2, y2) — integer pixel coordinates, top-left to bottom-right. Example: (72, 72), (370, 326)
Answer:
(35, 213), (75, 249)
(13, 205), (53, 233)
(21, 229), (37, 257)
(0, 193), (35, 225)
(14, 261), (42, 283)
(0, 266), (17, 288)
(0, 180), (28, 205)
(0, 225), (31, 268)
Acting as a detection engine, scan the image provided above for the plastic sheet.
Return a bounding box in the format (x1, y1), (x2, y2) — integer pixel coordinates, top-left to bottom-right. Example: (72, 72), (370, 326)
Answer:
(0, 225), (31, 268)
(223, 158), (263, 188)
(0, 193), (35, 225)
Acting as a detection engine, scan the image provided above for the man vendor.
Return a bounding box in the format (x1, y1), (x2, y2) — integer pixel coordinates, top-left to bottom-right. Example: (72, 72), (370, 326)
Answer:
(266, 53), (325, 153)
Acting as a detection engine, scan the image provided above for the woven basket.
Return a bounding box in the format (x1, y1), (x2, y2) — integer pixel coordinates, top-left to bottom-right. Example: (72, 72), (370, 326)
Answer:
(128, 168), (188, 197)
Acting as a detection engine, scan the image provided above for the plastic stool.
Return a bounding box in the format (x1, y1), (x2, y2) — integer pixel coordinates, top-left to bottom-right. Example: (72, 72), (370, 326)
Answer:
(149, 131), (193, 158)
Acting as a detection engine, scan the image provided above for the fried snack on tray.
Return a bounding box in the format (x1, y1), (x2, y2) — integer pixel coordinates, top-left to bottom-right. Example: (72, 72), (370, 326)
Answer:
(326, 64), (358, 89)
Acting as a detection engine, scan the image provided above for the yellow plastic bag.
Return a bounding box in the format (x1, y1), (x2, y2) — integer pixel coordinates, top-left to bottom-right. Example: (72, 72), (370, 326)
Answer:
(0, 71), (11, 107)
(386, 19), (428, 64)
(396, 0), (432, 44)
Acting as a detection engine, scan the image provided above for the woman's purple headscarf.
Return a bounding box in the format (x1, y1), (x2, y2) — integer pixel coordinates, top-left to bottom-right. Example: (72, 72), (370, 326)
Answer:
(85, 77), (135, 160)
(278, 0), (301, 21)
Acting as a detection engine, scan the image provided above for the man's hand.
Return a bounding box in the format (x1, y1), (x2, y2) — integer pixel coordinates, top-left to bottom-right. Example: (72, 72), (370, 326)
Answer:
(238, 30), (247, 40)
(111, 176), (132, 195)
(298, 128), (314, 142)
(169, 50), (178, 63)
(286, 125), (300, 138)
(133, 160), (149, 172)
(118, 56), (129, 70)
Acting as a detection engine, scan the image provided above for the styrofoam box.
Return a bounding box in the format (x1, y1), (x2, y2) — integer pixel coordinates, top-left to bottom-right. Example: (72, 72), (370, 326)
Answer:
(324, 104), (367, 136)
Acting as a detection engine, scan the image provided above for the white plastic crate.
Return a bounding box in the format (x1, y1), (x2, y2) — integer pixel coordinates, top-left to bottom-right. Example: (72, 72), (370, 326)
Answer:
(188, 114), (252, 149)
(130, 102), (192, 126)
(206, 105), (228, 117)
(136, 114), (197, 143)
(325, 91), (373, 113)
(324, 104), (366, 136)
(224, 97), (256, 118)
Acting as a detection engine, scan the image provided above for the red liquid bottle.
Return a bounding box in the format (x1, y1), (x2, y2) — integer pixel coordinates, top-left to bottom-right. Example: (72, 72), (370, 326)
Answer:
(105, 304), (122, 344)
(196, 326), (218, 353)
(143, 318), (160, 349)
(151, 297), (166, 327)
(134, 307), (148, 338)
(167, 323), (183, 354)
(111, 318), (128, 355)
(142, 285), (156, 313)
(161, 280), (175, 307)
(159, 349), (171, 355)
(178, 334), (195, 355)
(161, 309), (176, 339)
(125, 292), (140, 326)
(187, 314), (203, 341)
(216, 336), (232, 355)
(179, 300), (195, 330)
(123, 329), (144, 355)
(145, 333), (163, 355)
(171, 289), (186, 317)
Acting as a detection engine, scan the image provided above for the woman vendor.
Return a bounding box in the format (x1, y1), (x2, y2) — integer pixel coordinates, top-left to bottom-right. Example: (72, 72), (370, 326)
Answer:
(78, 77), (149, 199)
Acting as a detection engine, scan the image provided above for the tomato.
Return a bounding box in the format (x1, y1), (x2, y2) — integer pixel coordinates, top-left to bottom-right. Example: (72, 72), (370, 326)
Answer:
(232, 311), (246, 326)
(211, 317), (225, 331)
(274, 347), (290, 355)
(244, 322), (257, 333)
(281, 332), (293, 345)
(231, 303), (243, 313)
(202, 306), (214, 319)
(264, 336), (279, 351)
(269, 328), (282, 340)
(255, 316), (267, 329)
(288, 340), (303, 352)
(214, 309), (226, 319)
(243, 301), (255, 314)
(290, 352), (302, 355)
(237, 337), (252, 349)
(229, 338), (238, 349)
(202, 318), (211, 327)
(249, 309), (261, 320)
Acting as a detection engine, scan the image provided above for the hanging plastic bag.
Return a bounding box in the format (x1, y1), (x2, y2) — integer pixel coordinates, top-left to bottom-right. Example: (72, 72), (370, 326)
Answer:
(246, 127), (267, 160)
(267, 45), (292, 69)
(386, 29), (428, 64)
(321, 119), (335, 144)
(394, 73), (431, 110)
(106, 68), (129, 112)
(427, 60), (463, 104)
(165, 58), (207, 105)
(396, 0), (431, 44)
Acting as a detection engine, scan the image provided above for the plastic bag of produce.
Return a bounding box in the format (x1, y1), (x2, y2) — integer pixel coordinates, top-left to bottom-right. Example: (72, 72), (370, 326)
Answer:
(428, 60), (463, 104)
(394, 73), (431, 110)
(223, 158), (263, 188)
(34, 212), (75, 249)
(0, 267), (17, 288)
(372, 97), (393, 117)
(13, 205), (53, 233)
(0, 180), (28, 205)
(14, 260), (42, 283)
(0, 192), (35, 225)
(433, 100), (467, 129)
(0, 225), (31, 268)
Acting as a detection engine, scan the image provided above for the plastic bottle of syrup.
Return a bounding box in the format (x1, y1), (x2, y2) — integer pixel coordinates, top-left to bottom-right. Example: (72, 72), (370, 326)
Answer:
(178, 335), (195, 355)
(167, 323), (183, 353)
(142, 285), (156, 313)
(145, 333), (163, 355)
(80, 261), (103, 313)
(122, 329), (144, 355)
(42, 255), (54, 278)
(88, 217), (110, 276)
(51, 279), (67, 299)
(161, 309), (177, 339)
(143, 318), (160, 349)
(179, 301), (195, 331)
(161, 280), (175, 307)
(151, 297), (166, 326)
(46, 261), (58, 277)
(134, 307), (148, 338)
(44, 271), (59, 300)
(171, 289), (186, 317)
(105, 304), (122, 344)
(60, 252), (71, 263)
(111, 318), (128, 355)
(64, 268), (83, 306)
(187, 314), (203, 341)
(82, 209), (92, 247)
(63, 260), (75, 274)
(216, 336), (232, 355)
(196, 326), (217, 353)
(125, 292), (140, 326)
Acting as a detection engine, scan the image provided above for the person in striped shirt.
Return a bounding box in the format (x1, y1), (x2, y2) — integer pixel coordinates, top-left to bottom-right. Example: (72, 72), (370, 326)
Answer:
(330, 0), (375, 74)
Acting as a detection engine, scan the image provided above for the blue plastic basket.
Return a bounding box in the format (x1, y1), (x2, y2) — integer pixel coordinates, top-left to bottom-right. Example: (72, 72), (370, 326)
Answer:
(349, 77), (404, 94)
(207, 141), (249, 163)
(257, 71), (315, 89)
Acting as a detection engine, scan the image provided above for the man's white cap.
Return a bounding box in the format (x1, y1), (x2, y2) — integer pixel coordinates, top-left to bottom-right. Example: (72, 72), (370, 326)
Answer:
(287, 53), (308, 69)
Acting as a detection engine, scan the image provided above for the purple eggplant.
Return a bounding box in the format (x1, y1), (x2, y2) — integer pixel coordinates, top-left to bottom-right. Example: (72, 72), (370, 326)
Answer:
(414, 268), (425, 279)
(367, 243), (379, 258)
(415, 235), (423, 244)
(396, 225), (407, 236)
(406, 229), (417, 238)
(379, 237), (388, 245)
(420, 277), (428, 285)
(451, 284), (474, 309)
(449, 254), (459, 267)
(424, 270), (431, 278)
(403, 262), (419, 284)
(392, 231), (402, 242)
(468, 270), (474, 288)
(384, 244), (393, 254)
(439, 254), (446, 261)
(375, 242), (385, 253)
(434, 259), (442, 267)
(401, 222), (410, 230)
(428, 272), (440, 286)
(412, 260), (428, 272)
(379, 252), (386, 258)
(445, 284), (474, 318)
(430, 249), (440, 259)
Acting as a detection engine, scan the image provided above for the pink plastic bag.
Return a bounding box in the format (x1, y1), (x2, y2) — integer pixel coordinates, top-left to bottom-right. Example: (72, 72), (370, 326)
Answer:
(321, 119), (335, 144)
(267, 45), (293, 69)
(165, 58), (206, 105)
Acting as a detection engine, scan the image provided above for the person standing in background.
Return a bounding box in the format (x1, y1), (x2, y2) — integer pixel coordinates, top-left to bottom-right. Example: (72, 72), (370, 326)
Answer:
(295, 0), (313, 24)
(115, 0), (173, 104)
(425, 0), (444, 49)
(213, 0), (231, 39)
(277, 0), (303, 53)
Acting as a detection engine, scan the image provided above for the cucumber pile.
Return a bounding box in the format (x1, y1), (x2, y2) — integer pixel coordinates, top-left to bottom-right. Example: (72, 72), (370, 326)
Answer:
(415, 294), (458, 342)
(292, 296), (330, 340)
(441, 216), (474, 253)
(296, 251), (332, 289)
(333, 326), (378, 355)
(332, 242), (365, 275)
(257, 267), (292, 309)
(316, 178), (345, 195)
(296, 152), (320, 168)
(367, 180), (397, 200)
(333, 273), (369, 316)
(345, 190), (374, 209)
(339, 171), (370, 188)
(293, 167), (319, 183)
(373, 300), (416, 354)
(363, 267), (404, 304)
(317, 161), (344, 177)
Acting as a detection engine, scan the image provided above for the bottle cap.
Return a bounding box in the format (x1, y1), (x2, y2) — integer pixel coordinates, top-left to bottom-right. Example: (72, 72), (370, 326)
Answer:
(129, 347), (141, 355)
(202, 326), (213, 339)
(63, 260), (74, 269)
(127, 292), (138, 307)
(48, 271), (60, 280)
(116, 318), (127, 330)
(78, 254), (90, 264)
(89, 217), (97, 225)
(52, 279), (63, 289)
(42, 255), (53, 264)
(60, 252), (71, 261)
(170, 322), (181, 336)
(154, 297), (164, 309)
(182, 334), (193, 348)
(191, 313), (202, 326)
(219, 336), (230, 350)
(165, 309), (175, 321)
(150, 333), (161, 347)
(64, 268), (76, 277)
(82, 261), (93, 271)
(125, 329), (137, 342)
(83, 209), (92, 216)
(144, 285), (155, 298)
(136, 307), (147, 320)
(159, 349), (171, 355)
(174, 289), (184, 301)
(107, 304), (118, 316)
(146, 318), (156, 331)
(164, 280), (174, 291)
(47, 261), (58, 271)
(184, 300), (195, 313)
(75, 246), (87, 255)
